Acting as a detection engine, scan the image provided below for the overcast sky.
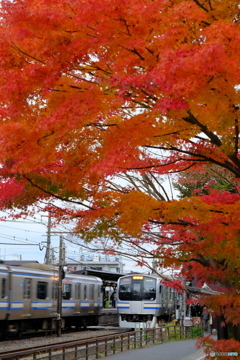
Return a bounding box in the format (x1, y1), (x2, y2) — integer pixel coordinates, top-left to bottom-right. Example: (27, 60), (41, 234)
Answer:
(0, 211), (137, 272)
(0, 211), (58, 262)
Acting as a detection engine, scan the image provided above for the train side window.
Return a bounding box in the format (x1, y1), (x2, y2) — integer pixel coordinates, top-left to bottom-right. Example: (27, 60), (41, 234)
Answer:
(62, 283), (71, 300)
(159, 285), (162, 293)
(37, 281), (48, 300)
(84, 285), (87, 300)
(2, 278), (6, 298)
(23, 278), (31, 299)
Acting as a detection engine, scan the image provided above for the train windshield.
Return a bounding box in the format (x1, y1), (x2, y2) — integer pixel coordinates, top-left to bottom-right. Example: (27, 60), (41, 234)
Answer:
(119, 276), (156, 301)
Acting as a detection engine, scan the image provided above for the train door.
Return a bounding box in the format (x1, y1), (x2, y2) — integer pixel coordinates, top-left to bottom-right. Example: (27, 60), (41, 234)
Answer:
(62, 282), (73, 317)
(141, 277), (157, 318)
(74, 283), (80, 314)
(162, 284), (167, 309)
(23, 278), (32, 316)
(130, 277), (143, 314)
(0, 276), (8, 321)
(97, 284), (101, 312)
(89, 284), (94, 312)
(81, 284), (88, 315)
(159, 283), (163, 308)
(51, 281), (58, 316)
(168, 287), (173, 310)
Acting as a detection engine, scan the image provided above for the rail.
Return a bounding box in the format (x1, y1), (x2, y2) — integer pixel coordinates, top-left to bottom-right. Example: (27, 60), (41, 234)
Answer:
(0, 325), (203, 360)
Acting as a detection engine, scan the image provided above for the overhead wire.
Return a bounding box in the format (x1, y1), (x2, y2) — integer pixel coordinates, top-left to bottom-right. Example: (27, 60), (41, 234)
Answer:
(0, 243), (40, 246)
(0, 223), (44, 234)
(0, 211), (93, 260)
(0, 232), (40, 243)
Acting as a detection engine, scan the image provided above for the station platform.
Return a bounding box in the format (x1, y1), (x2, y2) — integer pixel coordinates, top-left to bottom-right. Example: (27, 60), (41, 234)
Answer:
(99, 307), (118, 325)
(101, 308), (118, 313)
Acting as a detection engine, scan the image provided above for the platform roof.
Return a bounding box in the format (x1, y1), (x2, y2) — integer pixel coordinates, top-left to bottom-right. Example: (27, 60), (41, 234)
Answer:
(69, 267), (126, 287)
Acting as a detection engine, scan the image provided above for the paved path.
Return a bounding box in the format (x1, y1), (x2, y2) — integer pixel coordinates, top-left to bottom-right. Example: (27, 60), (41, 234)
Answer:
(100, 339), (206, 360)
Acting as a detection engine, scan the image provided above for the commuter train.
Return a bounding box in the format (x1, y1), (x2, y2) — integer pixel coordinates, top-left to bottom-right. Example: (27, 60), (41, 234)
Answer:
(117, 274), (180, 328)
(0, 263), (102, 338)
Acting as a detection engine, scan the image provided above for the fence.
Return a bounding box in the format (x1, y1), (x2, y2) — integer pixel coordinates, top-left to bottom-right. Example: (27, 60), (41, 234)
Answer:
(1, 325), (203, 360)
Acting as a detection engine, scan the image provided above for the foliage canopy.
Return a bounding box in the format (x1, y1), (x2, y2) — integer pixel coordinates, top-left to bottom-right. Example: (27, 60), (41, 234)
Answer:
(0, 0), (240, 354)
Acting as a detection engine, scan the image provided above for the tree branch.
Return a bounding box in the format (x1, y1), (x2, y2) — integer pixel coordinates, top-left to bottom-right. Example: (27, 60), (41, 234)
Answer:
(9, 42), (45, 64)
(22, 175), (96, 210)
(183, 111), (222, 147)
(145, 145), (240, 177)
(192, 0), (209, 12)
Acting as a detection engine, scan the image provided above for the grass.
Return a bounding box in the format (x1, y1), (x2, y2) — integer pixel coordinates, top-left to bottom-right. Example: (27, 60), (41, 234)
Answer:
(189, 326), (204, 338)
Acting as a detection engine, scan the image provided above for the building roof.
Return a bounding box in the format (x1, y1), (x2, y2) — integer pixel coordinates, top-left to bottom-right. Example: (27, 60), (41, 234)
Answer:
(187, 286), (222, 295)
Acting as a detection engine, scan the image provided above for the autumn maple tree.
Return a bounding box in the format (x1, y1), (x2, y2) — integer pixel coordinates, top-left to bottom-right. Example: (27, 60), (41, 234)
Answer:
(0, 0), (240, 355)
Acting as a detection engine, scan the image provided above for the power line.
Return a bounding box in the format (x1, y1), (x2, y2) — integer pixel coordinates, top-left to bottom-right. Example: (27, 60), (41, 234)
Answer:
(0, 224), (44, 234)
(0, 233), (40, 244)
(0, 243), (40, 245)
(2, 220), (46, 225)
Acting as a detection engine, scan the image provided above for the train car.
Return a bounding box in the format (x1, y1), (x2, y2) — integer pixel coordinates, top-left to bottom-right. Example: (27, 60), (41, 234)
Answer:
(61, 272), (102, 329)
(117, 274), (177, 329)
(0, 263), (102, 338)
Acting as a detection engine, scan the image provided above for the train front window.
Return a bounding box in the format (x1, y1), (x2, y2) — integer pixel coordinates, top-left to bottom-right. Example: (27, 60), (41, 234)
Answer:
(119, 277), (132, 300)
(143, 277), (156, 300)
(119, 277), (156, 301)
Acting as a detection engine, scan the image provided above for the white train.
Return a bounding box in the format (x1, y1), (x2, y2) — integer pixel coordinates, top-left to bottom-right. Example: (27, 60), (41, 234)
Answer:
(117, 274), (178, 328)
(0, 263), (102, 338)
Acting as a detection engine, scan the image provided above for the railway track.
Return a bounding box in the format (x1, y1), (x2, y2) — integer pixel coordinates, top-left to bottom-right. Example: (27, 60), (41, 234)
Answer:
(0, 322), (118, 342)
(0, 329), (131, 358)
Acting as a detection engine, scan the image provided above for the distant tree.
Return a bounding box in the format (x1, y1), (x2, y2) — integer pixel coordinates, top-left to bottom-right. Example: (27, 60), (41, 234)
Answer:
(173, 164), (236, 198)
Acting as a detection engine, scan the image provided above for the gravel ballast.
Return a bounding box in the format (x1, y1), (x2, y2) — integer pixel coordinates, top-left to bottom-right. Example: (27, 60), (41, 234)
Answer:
(0, 327), (126, 352)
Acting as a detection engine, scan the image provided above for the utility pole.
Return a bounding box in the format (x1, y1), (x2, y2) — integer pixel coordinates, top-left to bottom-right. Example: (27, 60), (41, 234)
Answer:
(44, 213), (51, 264)
(57, 236), (65, 337)
(50, 247), (56, 264)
